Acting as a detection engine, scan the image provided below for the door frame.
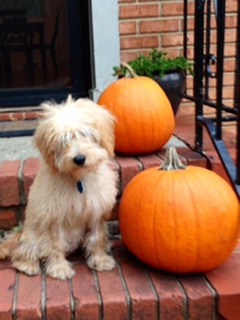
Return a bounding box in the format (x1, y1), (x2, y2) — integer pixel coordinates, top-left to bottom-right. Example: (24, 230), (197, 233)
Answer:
(88, 0), (120, 101)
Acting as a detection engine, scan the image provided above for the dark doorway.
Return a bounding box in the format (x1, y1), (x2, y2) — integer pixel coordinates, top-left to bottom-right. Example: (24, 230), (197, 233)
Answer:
(0, 0), (91, 107)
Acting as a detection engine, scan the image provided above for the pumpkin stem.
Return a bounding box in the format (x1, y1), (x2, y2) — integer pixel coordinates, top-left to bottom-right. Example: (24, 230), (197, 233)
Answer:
(120, 62), (138, 78)
(160, 147), (187, 171)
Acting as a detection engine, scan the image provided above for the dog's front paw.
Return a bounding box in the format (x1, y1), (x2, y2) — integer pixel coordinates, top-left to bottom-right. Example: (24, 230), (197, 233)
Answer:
(46, 260), (75, 280)
(87, 254), (116, 271)
(13, 259), (41, 276)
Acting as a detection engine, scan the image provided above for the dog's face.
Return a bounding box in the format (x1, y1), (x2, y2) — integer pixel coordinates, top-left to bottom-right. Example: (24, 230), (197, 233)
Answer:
(34, 97), (115, 180)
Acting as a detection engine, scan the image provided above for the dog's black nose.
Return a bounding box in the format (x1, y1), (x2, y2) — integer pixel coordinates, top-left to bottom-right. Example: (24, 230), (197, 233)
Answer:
(73, 155), (86, 166)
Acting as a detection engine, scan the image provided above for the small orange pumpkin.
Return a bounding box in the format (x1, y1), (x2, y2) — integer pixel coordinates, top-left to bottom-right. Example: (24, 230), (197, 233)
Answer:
(119, 147), (240, 273)
(98, 64), (174, 155)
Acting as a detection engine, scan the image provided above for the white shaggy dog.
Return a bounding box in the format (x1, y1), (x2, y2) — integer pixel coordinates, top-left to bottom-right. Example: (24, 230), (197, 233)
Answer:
(0, 97), (118, 279)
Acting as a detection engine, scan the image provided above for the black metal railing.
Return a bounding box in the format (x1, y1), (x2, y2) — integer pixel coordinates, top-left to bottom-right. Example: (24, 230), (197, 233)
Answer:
(183, 0), (240, 197)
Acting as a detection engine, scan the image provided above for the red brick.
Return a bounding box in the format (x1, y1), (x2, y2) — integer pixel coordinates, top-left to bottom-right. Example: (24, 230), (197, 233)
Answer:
(0, 160), (20, 206)
(9, 113), (24, 121)
(22, 158), (39, 199)
(72, 262), (100, 319)
(223, 59), (235, 72)
(208, 160), (231, 184)
(0, 209), (18, 229)
(0, 269), (16, 320)
(178, 275), (216, 319)
(161, 2), (184, 16)
(114, 246), (157, 319)
(148, 271), (185, 319)
(162, 33), (193, 48)
(16, 274), (42, 319)
(206, 247), (240, 320)
(46, 277), (71, 320)
(25, 112), (41, 120)
(225, 15), (237, 28)
(226, 0), (238, 12)
(140, 19), (179, 33)
(109, 201), (119, 220)
(97, 267), (128, 320)
(203, 149), (236, 183)
(119, 21), (137, 35)
(120, 51), (144, 63)
(137, 153), (162, 169)
(119, 4), (159, 19)
(0, 111), (40, 122)
(120, 35), (159, 50)
(0, 113), (11, 121)
(115, 156), (141, 191)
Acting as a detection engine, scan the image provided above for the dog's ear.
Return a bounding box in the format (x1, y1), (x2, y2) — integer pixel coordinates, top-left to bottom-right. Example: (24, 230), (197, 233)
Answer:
(97, 108), (116, 157)
(100, 126), (115, 158)
(100, 109), (115, 157)
(34, 120), (58, 174)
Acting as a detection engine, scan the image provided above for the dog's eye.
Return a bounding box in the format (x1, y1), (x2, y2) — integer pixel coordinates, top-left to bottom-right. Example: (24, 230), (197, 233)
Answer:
(61, 133), (72, 146)
(79, 128), (100, 143)
(81, 128), (91, 138)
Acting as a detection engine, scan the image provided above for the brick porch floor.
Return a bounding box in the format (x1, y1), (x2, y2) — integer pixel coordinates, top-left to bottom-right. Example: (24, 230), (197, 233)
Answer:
(0, 240), (239, 320)
(0, 104), (239, 320)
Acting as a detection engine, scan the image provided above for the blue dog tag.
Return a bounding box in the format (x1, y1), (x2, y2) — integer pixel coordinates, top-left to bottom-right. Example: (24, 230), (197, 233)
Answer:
(76, 180), (85, 193)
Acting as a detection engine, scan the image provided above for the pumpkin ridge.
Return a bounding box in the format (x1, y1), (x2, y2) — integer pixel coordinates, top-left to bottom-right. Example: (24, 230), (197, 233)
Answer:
(135, 173), (154, 261)
(161, 171), (179, 270)
(152, 172), (171, 268)
(179, 169), (200, 272)
(136, 169), (165, 266)
(170, 171), (181, 272)
(133, 82), (146, 151)
(116, 82), (131, 150)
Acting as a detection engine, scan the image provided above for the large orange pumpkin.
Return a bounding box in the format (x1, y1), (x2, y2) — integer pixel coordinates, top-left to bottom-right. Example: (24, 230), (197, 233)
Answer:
(119, 147), (240, 273)
(98, 66), (174, 155)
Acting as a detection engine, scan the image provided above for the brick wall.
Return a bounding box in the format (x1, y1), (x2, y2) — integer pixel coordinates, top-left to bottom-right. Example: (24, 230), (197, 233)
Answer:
(119, 0), (187, 62)
(118, 0), (238, 108)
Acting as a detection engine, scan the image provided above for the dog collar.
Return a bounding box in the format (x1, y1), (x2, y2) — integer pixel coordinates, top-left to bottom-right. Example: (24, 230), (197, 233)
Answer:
(76, 180), (85, 193)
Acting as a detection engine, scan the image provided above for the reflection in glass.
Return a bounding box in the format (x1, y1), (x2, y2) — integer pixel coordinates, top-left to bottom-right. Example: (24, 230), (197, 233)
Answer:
(0, 0), (71, 89)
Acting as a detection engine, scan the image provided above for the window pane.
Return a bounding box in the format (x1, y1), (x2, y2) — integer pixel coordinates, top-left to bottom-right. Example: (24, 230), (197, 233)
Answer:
(0, 0), (72, 89)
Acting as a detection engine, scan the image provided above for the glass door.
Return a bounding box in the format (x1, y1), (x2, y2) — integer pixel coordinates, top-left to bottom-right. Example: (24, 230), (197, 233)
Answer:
(0, 0), (91, 107)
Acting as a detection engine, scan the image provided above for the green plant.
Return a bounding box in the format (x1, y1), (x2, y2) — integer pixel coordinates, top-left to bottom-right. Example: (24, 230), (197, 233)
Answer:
(0, 223), (22, 239)
(113, 49), (193, 78)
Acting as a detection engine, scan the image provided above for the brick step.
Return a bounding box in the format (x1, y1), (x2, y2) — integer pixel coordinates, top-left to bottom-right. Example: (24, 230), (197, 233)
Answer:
(1, 145), (240, 320)
(0, 240), (240, 319)
(0, 146), (206, 229)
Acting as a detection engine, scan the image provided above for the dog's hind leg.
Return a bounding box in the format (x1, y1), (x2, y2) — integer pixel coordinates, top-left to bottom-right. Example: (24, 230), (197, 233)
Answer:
(84, 221), (116, 271)
(11, 232), (41, 276)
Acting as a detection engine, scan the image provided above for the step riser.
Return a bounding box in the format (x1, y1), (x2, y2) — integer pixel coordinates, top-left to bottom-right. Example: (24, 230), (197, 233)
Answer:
(0, 148), (207, 230)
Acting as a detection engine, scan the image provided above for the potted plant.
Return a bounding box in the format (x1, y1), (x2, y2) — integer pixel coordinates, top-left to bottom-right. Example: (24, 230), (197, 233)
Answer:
(113, 49), (193, 115)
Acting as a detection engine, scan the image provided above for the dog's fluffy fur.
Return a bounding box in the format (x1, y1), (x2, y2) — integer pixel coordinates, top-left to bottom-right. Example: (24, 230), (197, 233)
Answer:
(0, 97), (118, 279)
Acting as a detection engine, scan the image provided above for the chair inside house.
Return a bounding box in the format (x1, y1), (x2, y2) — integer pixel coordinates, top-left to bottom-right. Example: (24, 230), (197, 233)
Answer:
(30, 13), (60, 76)
(0, 9), (33, 84)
